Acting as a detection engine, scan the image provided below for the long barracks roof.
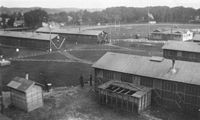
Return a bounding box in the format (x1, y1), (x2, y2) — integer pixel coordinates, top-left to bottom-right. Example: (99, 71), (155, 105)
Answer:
(92, 52), (200, 85)
(36, 27), (105, 36)
(0, 31), (57, 40)
(7, 77), (35, 93)
(162, 41), (200, 53)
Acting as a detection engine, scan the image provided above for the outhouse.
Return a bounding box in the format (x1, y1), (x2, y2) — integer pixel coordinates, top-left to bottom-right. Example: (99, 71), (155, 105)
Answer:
(7, 77), (43, 112)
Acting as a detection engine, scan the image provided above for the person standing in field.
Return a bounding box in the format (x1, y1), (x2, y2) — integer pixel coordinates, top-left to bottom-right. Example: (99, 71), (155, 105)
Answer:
(80, 75), (84, 88)
(89, 74), (92, 86)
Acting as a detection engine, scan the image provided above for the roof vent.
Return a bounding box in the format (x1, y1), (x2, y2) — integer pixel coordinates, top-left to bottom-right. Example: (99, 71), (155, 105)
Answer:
(150, 56), (164, 62)
(171, 59), (177, 74)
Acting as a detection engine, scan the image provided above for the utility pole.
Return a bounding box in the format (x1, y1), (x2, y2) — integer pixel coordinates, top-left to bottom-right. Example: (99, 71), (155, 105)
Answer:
(0, 66), (4, 114)
(49, 25), (52, 52)
(0, 57), (10, 114)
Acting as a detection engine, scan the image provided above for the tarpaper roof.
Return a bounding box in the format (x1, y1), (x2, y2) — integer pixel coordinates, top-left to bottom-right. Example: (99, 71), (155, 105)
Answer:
(7, 77), (35, 92)
(162, 41), (200, 53)
(36, 27), (105, 36)
(0, 31), (57, 40)
(93, 52), (200, 85)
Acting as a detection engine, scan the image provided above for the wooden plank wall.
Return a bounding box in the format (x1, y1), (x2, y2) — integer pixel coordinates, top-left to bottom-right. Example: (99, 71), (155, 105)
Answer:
(95, 68), (200, 112)
(11, 89), (28, 111)
(0, 36), (50, 50)
(26, 85), (43, 112)
(163, 49), (200, 62)
(61, 34), (98, 44)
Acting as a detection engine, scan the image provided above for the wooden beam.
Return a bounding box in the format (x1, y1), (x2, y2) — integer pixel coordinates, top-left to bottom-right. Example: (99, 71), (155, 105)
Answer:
(117, 89), (125, 94)
(124, 90), (131, 95)
(111, 86), (118, 90)
(112, 87), (120, 92)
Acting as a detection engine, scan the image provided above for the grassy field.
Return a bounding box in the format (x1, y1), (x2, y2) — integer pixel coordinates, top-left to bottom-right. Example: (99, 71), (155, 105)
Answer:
(69, 43), (163, 62)
(0, 46), (44, 59)
(2, 61), (92, 89)
(23, 51), (70, 60)
(89, 23), (200, 39)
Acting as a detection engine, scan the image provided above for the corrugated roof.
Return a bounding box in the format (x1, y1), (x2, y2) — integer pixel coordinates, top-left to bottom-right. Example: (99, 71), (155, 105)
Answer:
(36, 27), (104, 36)
(0, 31), (57, 40)
(162, 41), (200, 53)
(193, 34), (200, 41)
(7, 77), (35, 92)
(92, 52), (200, 85)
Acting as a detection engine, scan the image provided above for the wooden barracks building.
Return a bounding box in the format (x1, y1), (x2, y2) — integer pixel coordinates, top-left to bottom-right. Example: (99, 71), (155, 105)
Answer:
(150, 29), (193, 41)
(0, 31), (65, 50)
(162, 41), (200, 62)
(92, 52), (200, 113)
(36, 27), (109, 44)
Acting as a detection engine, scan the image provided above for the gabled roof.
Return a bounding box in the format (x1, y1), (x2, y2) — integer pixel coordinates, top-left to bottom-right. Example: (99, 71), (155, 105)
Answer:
(151, 28), (191, 35)
(7, 77), (35, 92)
(0, 31), (57, 41)
(153, 29), (162, 32)
(193, 34), (200, 41)
(162, 41), (200, 53)
(36, 27), (105, 36)
(92, 52), (200, 85)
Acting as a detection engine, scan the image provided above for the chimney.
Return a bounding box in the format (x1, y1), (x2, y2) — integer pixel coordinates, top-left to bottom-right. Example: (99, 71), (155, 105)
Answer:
(171, 59), (176, 73)
(25, 73), (29, 80)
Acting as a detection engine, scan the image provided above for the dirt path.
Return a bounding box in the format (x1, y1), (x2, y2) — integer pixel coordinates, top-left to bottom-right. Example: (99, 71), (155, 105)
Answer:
(9, 58), (74, 62)
(8, 51), (50, 60)
(105, 43), (146, 52)
(60, 51), (93, 64)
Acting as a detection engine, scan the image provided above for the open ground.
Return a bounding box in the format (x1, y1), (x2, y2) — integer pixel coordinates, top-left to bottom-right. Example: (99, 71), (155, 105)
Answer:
(1, 23), (199, 120)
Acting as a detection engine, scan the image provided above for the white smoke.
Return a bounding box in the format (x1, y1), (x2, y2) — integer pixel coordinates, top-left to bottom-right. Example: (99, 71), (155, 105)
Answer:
(148, 13), (154, 20)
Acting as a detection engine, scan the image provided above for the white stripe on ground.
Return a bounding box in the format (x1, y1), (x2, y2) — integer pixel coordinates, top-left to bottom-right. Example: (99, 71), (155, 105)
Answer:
(59, 51), (93, 64)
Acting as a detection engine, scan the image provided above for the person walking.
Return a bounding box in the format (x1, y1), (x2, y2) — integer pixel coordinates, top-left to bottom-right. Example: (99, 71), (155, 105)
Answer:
(80, 75), (84, 88)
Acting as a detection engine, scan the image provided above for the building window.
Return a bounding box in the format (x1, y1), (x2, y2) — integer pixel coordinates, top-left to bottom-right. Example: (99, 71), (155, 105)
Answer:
(96, 69), (103, 78)
(113, 72), (121, 81)
(166, 51), (171, 56)
(177, 51), (182, 57)
(140, 77), (153, 87)
(165, 50), (174, 57)
(121, 73), (132, 83)
(132, 75), (140, 85)
(103, 70), (114, 80)
(190, 53), (196, 60)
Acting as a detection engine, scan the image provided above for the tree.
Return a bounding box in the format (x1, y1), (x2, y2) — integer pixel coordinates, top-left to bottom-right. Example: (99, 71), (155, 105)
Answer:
(47, 6), (199, 25)
(24, 9), (48, 27)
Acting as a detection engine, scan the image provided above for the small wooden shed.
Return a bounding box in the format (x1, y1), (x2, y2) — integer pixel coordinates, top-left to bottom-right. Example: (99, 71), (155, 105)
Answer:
(7, 77), (43, 112)
(97, 80), (151, 113)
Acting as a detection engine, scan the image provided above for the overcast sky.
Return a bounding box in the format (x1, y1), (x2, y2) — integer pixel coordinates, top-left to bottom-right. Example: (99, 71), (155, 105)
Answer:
(1, 0), (200, 9)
